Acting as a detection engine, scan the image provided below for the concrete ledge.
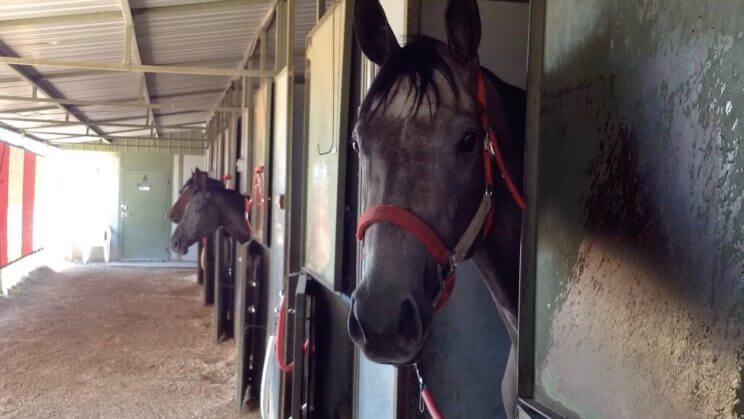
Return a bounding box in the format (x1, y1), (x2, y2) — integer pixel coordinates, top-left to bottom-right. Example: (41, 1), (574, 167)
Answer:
(0, 249), (50, 296)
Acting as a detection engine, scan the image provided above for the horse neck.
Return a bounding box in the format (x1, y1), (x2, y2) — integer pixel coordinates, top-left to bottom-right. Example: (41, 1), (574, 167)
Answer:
(207, 178), (225, 189)
(468, 69), (526, 342)
(215, 190), (250, 243)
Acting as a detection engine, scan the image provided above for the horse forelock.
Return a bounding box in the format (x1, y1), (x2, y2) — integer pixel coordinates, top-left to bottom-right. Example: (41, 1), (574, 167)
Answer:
(360, 37), (465, 122)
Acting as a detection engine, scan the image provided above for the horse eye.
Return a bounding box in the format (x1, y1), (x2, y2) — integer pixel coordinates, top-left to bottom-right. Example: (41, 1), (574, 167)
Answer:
(351, 139), (360, 153)
(456, 133), (477, 153)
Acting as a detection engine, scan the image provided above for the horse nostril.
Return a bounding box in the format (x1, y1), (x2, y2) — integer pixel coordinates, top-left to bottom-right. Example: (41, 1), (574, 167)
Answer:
(398, 299), (422, 344)
(172, 239), (180, 250)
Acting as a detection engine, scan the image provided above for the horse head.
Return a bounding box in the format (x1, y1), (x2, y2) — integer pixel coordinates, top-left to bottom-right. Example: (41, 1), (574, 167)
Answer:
(170, 187), (251, 254)
(167, 168), (224, 223)
(349, 0), (522, 365)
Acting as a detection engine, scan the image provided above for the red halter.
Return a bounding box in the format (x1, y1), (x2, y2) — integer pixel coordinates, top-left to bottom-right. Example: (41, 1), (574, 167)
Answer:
(356, 71), (526, 312)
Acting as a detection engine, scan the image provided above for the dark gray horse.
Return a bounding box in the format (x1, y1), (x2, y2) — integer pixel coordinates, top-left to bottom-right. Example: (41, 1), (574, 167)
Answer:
(170, 185), (252, 254)
(349, 0), (525, 416)
(167, 168), (224, 224)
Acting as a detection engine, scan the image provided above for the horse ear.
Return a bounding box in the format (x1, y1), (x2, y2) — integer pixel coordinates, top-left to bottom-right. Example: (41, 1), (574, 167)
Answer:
(445, 0), (481, 63)
(354, 0), (400, 65)
(194, 170), (209, 189)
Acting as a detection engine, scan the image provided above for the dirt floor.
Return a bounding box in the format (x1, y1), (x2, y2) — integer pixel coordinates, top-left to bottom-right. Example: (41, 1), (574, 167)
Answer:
(0, 265), (257, 418)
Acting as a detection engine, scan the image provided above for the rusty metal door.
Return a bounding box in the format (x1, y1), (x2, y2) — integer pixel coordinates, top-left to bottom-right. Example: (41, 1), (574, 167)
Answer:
(519, 1), (744, 417)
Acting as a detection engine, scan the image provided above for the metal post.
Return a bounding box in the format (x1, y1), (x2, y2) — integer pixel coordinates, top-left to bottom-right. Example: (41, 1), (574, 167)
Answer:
(276, 0), (288, 71)
(124, 24), (133, 65)
(317, 0), (326, 21)
(259, 30), (267, 74)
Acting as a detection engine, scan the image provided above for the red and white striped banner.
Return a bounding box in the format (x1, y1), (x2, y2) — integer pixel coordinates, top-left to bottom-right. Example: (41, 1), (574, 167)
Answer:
(0, 141), (41, 267)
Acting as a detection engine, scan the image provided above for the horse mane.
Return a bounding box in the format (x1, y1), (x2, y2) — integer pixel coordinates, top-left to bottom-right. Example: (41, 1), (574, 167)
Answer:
(180, 174), (223, 193)
(359, 36), (459, 120)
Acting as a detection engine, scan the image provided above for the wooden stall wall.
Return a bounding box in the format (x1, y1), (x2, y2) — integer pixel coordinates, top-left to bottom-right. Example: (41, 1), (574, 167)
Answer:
(520, 1), (744, 417)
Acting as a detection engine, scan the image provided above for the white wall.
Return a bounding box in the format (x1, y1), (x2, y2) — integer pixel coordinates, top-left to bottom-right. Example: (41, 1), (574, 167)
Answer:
(421, 0), (529, 88)
(47, 150), (121, 262)
(380, 0), (408, 44)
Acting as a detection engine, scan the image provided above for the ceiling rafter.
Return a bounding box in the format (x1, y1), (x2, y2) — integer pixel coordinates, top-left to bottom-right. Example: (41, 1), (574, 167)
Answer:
(0, 94), (242, 112)
(205, 0), (280, 128)
(0, 116), (207, 131)
(0, 41), (112, 144)
(0, 0), (275, 143)
(0, 120), (44, 143)
(39, 132), (205, 142)
(0, 55), (275, 77)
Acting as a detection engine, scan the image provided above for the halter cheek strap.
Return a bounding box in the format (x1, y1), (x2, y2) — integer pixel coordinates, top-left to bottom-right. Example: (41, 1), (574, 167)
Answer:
(478, 73), (526, 211)
(356, 71), (525, 312)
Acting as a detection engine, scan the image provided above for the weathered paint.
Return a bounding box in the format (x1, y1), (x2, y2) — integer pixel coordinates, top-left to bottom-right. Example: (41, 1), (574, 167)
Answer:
(528, 1), (744, 417)
(303, 0), (353, 288)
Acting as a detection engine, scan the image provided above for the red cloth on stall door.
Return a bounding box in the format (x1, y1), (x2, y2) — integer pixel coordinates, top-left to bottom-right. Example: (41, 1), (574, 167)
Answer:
(21, 151), (35, 257)
(0, 142), (9, 266)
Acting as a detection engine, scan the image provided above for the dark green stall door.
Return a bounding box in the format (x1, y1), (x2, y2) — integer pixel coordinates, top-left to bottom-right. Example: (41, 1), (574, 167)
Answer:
(120, 169), (170, 261)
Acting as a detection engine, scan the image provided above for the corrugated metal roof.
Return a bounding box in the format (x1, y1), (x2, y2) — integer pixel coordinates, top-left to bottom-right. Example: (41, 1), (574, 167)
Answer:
(0, 1), (119, 21)
(0, 0), (279, 145)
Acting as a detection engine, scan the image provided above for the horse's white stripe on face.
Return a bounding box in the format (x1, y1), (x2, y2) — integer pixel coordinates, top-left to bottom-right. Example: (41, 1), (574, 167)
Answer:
(377, 71), (469, 121)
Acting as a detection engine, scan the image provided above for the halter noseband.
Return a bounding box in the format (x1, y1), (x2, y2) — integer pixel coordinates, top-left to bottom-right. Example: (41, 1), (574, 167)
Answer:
(356, 71), (526, 312)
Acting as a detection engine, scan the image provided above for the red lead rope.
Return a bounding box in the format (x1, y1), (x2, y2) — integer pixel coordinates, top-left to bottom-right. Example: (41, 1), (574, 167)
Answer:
(421, 388), (444, 419)
(275, 294), (294, 372)
(275, 293), (311, 373)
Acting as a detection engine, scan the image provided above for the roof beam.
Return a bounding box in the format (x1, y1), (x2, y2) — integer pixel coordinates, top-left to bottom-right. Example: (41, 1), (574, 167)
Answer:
(59, 142), (206, 155)
(0, 121), (44, 142)
(0, 41), (111, 144)
(0, 115), (207, 130)
(151, 89), (225, 100)
(205, 0), (279, 128)
(40, 132), (205, 142)
(0, 105), (59, 114)
(0, 55), (276, 78)
(120, 0), (159, 139)
(72, 110), (202, 125)
(0, 94), (242, 112)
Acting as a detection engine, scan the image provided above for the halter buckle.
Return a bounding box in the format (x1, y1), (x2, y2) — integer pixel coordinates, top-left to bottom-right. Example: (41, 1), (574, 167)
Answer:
(414, 364), (426, 413)
(437, 258), (456, 286)
(484, 128), (496, 156)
